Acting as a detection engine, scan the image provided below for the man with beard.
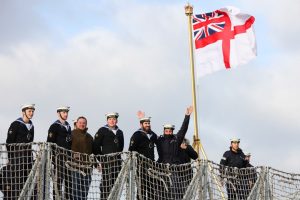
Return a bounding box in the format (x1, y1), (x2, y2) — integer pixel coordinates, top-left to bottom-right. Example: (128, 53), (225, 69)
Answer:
(93, 112), (124, 200)
(129, 112), (158, 200)
(6, 104), (36, 199)
(220, 138), (248, 200)
(156, 106), (193, 199)
(47, 106), (72, 200)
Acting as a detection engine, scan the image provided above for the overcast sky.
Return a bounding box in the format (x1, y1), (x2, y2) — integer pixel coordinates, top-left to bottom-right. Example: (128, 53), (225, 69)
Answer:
(0, 0), (299, 173)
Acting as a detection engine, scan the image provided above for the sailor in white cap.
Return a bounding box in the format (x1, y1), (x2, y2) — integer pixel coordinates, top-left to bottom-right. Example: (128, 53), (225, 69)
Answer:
(220, 137), (247, 200)
(93, 112), (124, 200)
(47, 106), (72, 199)
(156, 106), (193, 164)
(7, 103), (35, 144)
(128, 111), (158, 200)
(6, 104), (36, 198)
(155, 106), (193, 199)
(129, 111), (157, 161)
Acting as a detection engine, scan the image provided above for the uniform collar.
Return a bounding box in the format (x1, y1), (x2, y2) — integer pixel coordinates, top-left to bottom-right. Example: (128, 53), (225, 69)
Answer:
(103, 124), (119, 132)
(55, 120), (71, 131)
(16, 117), (33, 130)
(138, 128), (153, 136)
(16, 117), (32, 125)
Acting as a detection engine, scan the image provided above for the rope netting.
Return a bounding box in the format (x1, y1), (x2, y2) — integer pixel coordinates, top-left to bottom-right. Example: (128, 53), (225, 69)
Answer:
(0, 143), (299, 200)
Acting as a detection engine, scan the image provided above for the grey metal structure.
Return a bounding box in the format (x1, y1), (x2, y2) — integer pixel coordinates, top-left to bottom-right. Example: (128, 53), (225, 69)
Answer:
(0, 143), (299, 200)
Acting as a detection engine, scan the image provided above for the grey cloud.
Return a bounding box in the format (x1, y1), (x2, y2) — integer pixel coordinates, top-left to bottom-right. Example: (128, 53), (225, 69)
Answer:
(0, 0), (48, 51)
(241, 0), (300, 51)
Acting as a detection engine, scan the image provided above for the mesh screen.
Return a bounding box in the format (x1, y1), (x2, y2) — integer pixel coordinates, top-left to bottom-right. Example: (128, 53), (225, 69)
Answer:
(0, 143), (299, 200)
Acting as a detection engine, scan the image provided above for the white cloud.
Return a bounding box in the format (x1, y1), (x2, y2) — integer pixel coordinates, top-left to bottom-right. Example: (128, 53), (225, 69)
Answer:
(241, 0), (300, 50)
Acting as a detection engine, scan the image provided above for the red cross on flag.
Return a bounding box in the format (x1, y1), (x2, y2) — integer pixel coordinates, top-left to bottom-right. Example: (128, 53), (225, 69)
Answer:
(193, 6), (256, 77)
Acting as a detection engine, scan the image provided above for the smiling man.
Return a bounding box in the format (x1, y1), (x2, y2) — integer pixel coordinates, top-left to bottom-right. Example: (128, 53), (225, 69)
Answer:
(70, 116), (93, 200)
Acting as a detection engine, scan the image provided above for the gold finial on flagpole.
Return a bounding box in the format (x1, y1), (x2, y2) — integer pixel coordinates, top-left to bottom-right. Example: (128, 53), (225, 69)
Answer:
(185, 3), (193, 16)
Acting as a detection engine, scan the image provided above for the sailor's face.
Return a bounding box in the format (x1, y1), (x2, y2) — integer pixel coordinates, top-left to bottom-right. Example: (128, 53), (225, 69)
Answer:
(141, 121), (151, 132)
(59, 111), (68, 120)
(231, 141), (240, 151)
(23, 109), (34, 119)
(164, 128), (173, 135)
(107, 117), (117, 128)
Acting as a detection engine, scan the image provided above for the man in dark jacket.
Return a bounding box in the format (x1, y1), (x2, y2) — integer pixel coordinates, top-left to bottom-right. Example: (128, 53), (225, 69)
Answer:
(129, 112), (158, 200)
(70, 116), (93, 200)
(6, 104), (36, 199)
(47, 106), (72, 200)
(156, 106), (193, 199)
(178, 138), (198, 197)
(93, 112), (124, 200)
(220, 138), (248, 200)
(128, 114), (157, 161)
(156, 106), (193, 164)
(179, 138), (198, 164)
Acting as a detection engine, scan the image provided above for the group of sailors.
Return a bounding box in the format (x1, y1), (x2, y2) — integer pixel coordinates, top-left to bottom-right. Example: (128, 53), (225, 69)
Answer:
(0, 104), (198, 200)
(0, 104), (256, 199)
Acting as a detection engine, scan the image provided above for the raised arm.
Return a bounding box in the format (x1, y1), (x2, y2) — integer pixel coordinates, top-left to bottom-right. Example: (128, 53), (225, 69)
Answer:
(177, 106), (193, 144)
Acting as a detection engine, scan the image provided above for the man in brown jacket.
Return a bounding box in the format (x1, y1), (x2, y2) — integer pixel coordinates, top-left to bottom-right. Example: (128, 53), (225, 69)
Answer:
(69, 116), (93, 200)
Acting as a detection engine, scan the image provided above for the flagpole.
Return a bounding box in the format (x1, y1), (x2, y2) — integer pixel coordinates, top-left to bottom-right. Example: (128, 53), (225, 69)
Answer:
(185, 5), (226, 199)
(184, 4), (206, 160)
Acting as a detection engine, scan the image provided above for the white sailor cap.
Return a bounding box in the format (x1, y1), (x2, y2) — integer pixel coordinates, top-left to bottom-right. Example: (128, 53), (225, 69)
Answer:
(140, 117), (151, 123)
(105, 112), (119, 119)
(182, 138), (190, 145)
(57, 106), (70, 112)
(21, 104), (35, 111)
(245, 152), (251, 157)
(163, 124), (175, 130)
(230, 137), (240, 143)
